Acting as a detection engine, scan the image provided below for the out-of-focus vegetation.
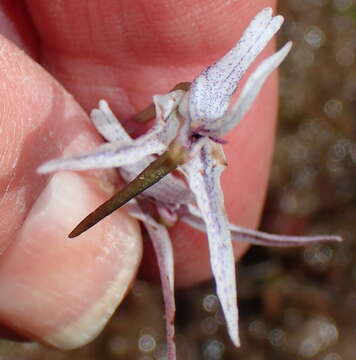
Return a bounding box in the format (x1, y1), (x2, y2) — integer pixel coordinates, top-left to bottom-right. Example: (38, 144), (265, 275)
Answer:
(1, 1), (356, 359)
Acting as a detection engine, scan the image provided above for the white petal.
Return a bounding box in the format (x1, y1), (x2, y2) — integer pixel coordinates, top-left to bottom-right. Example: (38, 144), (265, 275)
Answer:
(126, 201), (176, 360)
(37, 136), (167, 174)
(213, 42), (293, 136)
(182, 142), (240, 346)
(188, 7), (284, 125)
(91, 100), (131, 143)
(230, 224), (343, 246)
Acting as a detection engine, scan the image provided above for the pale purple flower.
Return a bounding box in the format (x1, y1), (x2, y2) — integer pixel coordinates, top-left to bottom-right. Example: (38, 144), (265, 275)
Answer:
(38, 8), (342, 360)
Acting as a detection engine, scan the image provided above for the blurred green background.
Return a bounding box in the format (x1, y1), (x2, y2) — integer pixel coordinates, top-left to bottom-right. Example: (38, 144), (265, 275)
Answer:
(1, 1), (356, 359)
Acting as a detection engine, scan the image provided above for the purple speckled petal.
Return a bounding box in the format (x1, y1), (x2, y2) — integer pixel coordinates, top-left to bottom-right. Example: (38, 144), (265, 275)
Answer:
(37, 136), (168, 174)
(188, 7), (284, 125)
(182, 142), (240, 346)
(180, 206), (342, 247)
(230, 224), (342, 246)
(38, 91), (184, 174)
(125, 201), (176, 360)
(212, 41), (293, 136)
(91, 100), (131, 143)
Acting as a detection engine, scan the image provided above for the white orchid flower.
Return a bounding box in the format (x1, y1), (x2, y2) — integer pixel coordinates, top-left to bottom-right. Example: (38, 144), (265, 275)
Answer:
(38, 8), (342, 360)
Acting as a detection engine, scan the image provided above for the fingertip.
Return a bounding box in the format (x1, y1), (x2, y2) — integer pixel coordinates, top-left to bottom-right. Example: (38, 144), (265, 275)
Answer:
(0, 171), (142, 349)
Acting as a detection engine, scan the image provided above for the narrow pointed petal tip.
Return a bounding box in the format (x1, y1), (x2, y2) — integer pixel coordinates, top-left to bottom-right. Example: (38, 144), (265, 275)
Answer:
(232, 332), (241, 348)
(230, 225), (343, 247)
(126, 202), (176, 359)
(214, 41), (293, 136)
(90, 100), (131, 143)
(275, 41), (293, 62)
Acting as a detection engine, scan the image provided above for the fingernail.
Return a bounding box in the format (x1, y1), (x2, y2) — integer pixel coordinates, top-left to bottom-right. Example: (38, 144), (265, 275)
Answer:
(0, 172), (142, 349)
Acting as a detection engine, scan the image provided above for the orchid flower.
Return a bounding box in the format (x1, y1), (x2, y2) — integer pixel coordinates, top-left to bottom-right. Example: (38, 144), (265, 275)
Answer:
(38, 8), (342, 360)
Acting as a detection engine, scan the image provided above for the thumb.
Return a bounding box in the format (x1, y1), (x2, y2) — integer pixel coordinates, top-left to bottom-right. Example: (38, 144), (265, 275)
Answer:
(0, 35), (142, 348)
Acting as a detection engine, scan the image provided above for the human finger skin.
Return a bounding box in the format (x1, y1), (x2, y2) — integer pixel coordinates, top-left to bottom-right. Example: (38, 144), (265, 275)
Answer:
(0, 35), (142, 347)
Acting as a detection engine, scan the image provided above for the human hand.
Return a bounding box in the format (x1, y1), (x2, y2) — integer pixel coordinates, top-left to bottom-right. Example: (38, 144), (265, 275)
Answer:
(0, 0), (277, 349)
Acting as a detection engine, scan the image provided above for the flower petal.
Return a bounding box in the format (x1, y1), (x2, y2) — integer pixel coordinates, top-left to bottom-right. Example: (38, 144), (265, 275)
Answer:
(91, 100), (131, 143)
(182, 142), (239, 346)
(230, 224), (342, 246)
(125, 201), (176, 360)
(37, 137), (168, 174)
(211, 42), (293, 136)
(188, 7), (284, 125)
